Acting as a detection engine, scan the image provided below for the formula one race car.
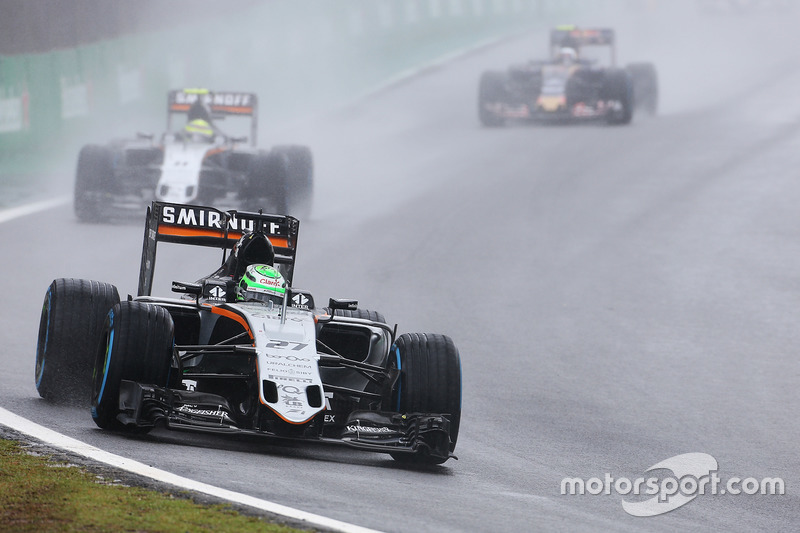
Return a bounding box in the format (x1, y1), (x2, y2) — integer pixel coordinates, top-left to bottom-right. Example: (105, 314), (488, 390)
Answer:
(74, 89), (313, 222)
(478, 26), (658, 126)
(35, 202), (462, 465)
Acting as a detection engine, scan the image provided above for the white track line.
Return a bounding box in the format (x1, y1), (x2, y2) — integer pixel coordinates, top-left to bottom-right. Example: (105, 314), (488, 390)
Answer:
(0, 196), (71, 224)
(0, 408), (382, 533)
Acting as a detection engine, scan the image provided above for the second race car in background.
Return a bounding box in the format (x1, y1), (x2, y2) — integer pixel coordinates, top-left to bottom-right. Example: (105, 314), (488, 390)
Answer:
(478, 26), (658, 126)
(74, 88), (313, 222)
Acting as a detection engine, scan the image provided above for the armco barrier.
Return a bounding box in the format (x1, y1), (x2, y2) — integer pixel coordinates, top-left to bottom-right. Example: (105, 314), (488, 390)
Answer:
(0, 0), (595, 185)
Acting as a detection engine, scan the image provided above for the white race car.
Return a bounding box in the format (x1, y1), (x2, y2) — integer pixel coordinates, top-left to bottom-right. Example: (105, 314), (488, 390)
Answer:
(36, 202), (462, 465)
(74, 88), (312, 222)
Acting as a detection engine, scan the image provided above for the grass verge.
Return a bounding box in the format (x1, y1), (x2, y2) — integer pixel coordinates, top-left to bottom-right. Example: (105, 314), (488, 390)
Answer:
(0, 438), (309, 533)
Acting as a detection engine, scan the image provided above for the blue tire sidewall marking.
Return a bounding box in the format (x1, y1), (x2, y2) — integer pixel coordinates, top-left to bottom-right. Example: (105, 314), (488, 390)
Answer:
(94, 310), (115, 411)
(393, 345), (402, 411)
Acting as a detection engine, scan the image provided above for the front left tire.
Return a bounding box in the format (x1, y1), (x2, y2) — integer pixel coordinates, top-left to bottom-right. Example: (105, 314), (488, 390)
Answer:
(91, 301), (174, 431)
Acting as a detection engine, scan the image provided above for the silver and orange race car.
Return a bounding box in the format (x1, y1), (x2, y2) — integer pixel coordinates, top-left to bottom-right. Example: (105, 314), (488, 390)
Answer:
(478, 26), (658, 126)
(35, 201), (462, 465)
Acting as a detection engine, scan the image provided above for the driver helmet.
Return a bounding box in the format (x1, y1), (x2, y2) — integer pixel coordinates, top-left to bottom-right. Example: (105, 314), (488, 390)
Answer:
(238, 264), (286, 305)
(184, 118), (215, 143)
(556, 47), (578, 65)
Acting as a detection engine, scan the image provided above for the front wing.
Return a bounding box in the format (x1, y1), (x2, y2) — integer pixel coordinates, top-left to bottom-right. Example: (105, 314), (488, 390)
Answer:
(118, 381), (455, 462)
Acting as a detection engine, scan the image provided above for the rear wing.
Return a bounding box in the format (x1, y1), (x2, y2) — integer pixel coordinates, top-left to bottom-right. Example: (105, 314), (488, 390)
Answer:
(138, 202), (299, 297)
(166, 88), (258, 146)
(550, 26), (616, 64)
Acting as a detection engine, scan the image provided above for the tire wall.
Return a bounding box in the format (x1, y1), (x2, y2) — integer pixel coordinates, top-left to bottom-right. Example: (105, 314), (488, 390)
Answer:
(0, 0), (599, 180)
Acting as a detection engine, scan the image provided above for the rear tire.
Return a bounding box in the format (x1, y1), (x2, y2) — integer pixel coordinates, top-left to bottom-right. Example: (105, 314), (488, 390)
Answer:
(273, 145), (313, 220)
(91, 302), (174, 432)
(390, 333), (462, 464)
(478, 71), (508, 127)
(243, 151), (289, 214)
(626, 62), (659, 116)
(74, 145), (113, 223)
(35, 279), (120, 405)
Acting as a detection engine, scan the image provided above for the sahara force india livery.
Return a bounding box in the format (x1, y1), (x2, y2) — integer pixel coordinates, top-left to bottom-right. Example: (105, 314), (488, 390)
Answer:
(74, 89), (313, 222)
(478, 26), (658, 126)
(35, 202), (462, 464)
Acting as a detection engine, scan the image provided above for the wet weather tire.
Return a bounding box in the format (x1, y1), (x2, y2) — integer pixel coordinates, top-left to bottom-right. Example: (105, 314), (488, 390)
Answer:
(626, 62), (659, 116)
(603, 68), (634, 125)
(244, 151), (289, 214)
(478, 71), (508, 127)
(391, 333), (462, 464)
(74, 145), (113, 223)
(35, 279), (120, 405)
(91, 301), (174, 431)
(273, 145), (313, 220)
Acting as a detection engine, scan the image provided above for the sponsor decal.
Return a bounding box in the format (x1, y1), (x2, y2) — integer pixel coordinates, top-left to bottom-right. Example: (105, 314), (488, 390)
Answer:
(174, 91), (252, 108)
(177, 404), (227, 417)
(160, 205), (284, 236)
(208, 286), (226, 299)
(267, 374), (313, 384)
(346, 425), (394, 434)
(324, 414), (336, 423)
(291, 293), (310, 309)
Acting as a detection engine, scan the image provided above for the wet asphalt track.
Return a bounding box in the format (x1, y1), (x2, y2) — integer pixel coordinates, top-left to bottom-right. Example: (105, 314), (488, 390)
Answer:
(1, 4), (800, 532)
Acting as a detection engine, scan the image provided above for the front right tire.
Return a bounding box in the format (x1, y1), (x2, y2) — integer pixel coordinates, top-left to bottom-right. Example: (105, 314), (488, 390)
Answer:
(390, 333), (462, 464)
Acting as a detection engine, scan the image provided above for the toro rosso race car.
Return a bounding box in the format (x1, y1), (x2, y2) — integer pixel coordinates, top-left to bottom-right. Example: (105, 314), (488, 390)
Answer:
(35, 202), (462, 464)
(478, 26), (658, 126)
(74, 89), (313, 222)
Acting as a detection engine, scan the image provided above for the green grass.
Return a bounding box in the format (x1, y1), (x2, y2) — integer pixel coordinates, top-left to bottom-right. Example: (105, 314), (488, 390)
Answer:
(0, 439), (310, 533)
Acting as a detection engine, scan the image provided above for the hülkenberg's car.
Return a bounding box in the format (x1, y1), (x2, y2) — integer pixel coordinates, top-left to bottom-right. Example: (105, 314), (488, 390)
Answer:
(35, 202), (462, 465)
(478, 26), (658, 126)
(74, 88), (313, 222)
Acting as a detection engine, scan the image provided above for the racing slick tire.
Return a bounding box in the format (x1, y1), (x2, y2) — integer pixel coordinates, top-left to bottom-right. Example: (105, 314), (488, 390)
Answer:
(35, 278), (120, 405)
(273, 145), (314, 220)
(602, 68), (634, 125)
(390, 333), (462, 464)
(74, 144), (113, 223)
(478, 71), (508, 127)
(626, 62), (659, 116)
(244, 151), (289, 214)
(332, 308), (387, 324)
(91, 301), (174, 432)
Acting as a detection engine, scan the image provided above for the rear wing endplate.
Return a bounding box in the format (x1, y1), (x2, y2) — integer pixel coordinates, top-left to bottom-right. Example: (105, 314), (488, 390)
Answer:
(138, 202), (299, 297)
